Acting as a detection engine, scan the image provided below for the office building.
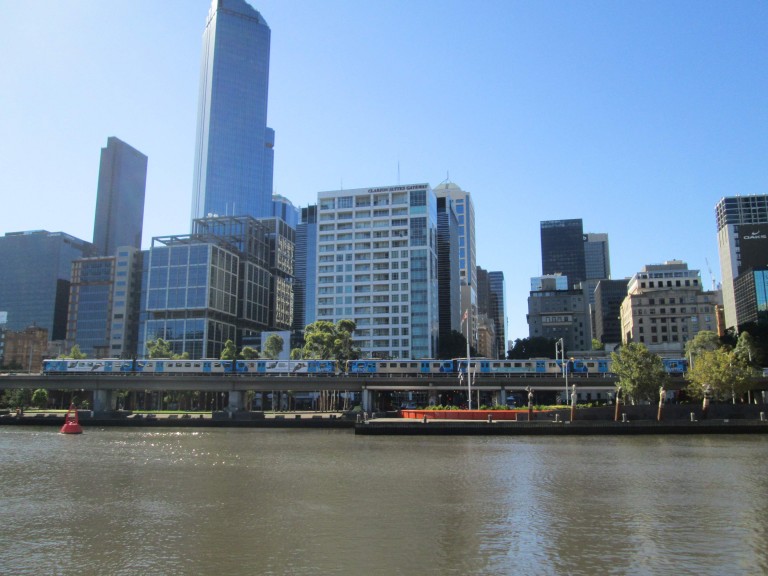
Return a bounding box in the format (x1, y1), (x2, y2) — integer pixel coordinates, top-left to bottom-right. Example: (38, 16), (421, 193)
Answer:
(620, 260), (719, 354)
(3, 326), (48, 372)
(315, 184), (439, 359)
(488, 271), (506, 358)
(191, 0), (275, 224)
(527, 280), (590, 352)
(716, 195), (768, 330)
(540, 219), (586, 288)
(733, 267), (768, 326)
(436, 196), (461, 345)
(0, 231), (94, 340)
(138, 216), (293, 359)
(584, 233), (610, 280)
(293, 205), (318, 335)
(593, 279), (629, 347)
(66, 247), (142, 358)
(92, 137), (148, 256)
(434, 182), (477, 347)
(272, 194), (299, 229)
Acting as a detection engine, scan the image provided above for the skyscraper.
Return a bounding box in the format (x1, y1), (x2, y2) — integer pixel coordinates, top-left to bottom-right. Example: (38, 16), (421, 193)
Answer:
(584, 232), (610, 280)
(191, 0), (274, 225)
(716, 195), (768, 329)
(92, 137), (148, 256)
(540, 219), (585, 288)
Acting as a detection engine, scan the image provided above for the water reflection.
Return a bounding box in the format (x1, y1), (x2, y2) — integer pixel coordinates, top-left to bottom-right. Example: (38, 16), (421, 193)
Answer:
(0, 429), (766, 575)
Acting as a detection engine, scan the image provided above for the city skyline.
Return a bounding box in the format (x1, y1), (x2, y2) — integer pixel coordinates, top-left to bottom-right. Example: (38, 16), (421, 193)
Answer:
(2, 0), (766, 342)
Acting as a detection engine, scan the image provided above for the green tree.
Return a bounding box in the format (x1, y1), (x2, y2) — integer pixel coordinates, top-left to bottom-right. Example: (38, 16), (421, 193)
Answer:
(507, 337), (558, 359)
(147, 338), (174, 359)
(591, 338), (603, 351)
(685, 348), (755, 401)
(241, 346), (260, 360)
(31, 388), (49, 409)
(302, 320), (360, 365)
(289, 348), (303, 360)
(610, 343), (668, 403)
(263, 334), (285, 359)
(221, 339), (239, 360)
(734, 331), (761, 367)
(59, 344), (87, 360)
(684, 330), (722, 363)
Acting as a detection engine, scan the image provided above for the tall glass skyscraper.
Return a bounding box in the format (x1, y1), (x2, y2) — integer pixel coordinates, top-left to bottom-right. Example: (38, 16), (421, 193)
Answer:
(540, 219), (586, 288)
(191, 0), (274, 226)
(93, 137), (148, 256)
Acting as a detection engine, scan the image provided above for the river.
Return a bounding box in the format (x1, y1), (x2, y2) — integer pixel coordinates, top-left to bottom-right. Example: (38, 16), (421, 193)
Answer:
(1, 427), (766, 575)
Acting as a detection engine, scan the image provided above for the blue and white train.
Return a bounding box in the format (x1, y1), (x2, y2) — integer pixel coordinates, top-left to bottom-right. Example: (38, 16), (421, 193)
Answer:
(43, 358), (338, 375)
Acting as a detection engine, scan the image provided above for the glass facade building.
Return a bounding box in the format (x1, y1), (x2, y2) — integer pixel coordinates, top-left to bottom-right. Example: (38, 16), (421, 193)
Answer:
(92, 137), (148, 256)
(436, 196), (461, 344)
(734, 268), (768, 326)
(293, 205), (317, 334)
(315, 184), (439, 359)
(191, 0), (275, 225)
(488, 271), (506, 357)
(138, 216), (293, 359)
(0, 231), (94, 339)
(541, 219), (586, 288)
(584, 232), (610, 280)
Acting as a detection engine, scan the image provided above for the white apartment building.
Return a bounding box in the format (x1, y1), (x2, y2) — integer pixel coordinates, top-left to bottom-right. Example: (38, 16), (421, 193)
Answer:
(315, 184), (439, 359)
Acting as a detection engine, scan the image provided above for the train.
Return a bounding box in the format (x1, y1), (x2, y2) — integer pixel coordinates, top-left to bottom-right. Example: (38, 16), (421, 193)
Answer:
(43, 356), (688, 377)
(42, 358), (338, 375)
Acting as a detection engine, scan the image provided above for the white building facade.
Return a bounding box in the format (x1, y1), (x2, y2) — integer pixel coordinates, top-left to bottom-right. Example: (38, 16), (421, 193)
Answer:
(316, 184), (439, 359)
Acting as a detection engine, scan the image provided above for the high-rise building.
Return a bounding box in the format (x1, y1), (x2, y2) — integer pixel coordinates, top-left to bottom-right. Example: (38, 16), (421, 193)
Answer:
(541, 219), (585, 288)
(584, 232), (610, 280)
(0, 231), (94, 340)
(272, 194), (299, 229)
(92, 137), (148, 256)
(66, 247), (142, 358)
(293, 205), (318, 336)
(138, 216), (293, 359)
(315, 184), (439, 359)
(716, 195), (768, 330)
(527, 280), (590, 352)
(436, 196), (461, 346)
(434, 182), (477, 346)
(488, 271), (506, 357)
(191, 0), (274, 225)
(593, 279), (629, 346)
(620, 260), (718, 353)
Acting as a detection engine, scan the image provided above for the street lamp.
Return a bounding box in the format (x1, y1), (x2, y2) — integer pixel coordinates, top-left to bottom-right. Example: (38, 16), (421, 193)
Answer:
(555, 338), (568, 404)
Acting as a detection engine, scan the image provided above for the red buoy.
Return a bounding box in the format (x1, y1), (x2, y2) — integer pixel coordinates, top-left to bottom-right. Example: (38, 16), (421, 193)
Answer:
(60, 404), (83, 434)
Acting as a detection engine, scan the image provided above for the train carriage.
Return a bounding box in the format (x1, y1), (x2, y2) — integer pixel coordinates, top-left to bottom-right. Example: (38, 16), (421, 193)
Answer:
(347, 359), (454, 375)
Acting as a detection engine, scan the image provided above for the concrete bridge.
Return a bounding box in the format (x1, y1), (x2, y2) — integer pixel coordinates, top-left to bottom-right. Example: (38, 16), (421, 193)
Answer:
(0, 372), (704, 415)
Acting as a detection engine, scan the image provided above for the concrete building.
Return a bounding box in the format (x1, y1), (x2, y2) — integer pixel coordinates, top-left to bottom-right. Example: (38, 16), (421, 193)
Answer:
(66, 247), (142, 358)
(192, 0), (275, 225)
(138, 216), (293, 359)
(92, 137), (148, 256)
(527, 276), (590, 352)
(584, 232), (610, 280)
(716, 195), (768, 330)
(3, 326), (48, 372)
(620, 261), (719, 354)
(315, 184), (439, 358)
(0, 231), (94, 340)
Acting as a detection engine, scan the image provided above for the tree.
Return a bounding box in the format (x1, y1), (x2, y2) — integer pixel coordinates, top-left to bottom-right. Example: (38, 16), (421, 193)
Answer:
(591, 338), (603, 351)
(31, 388), (49, 409)
(684, 330), (722, 363)
(610, 343), (668, 403)
(221, 339), (239, 360)
(147, 338), (174, 359)
(507, 337), (558, 359)
(289, 348), (303, 360)
(685, 348), (755, 401)
(437, 330), (475, 359)
(241, 346), (260, 360)
(302, 320), (360, 365)
(263, 334), (284, 359)
(734, 331), (761, 367)
(59, 345), (87, 360)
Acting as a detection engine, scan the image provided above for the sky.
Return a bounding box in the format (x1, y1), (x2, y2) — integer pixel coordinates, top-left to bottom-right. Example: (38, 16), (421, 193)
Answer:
(1, 0), (766, 344)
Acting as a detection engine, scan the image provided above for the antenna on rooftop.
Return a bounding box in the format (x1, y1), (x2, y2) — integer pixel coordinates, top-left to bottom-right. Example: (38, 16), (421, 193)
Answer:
(705, 258), (717, 291)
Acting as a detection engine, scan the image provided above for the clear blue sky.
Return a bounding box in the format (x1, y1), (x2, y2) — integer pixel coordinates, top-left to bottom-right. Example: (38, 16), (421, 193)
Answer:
(1, 0), (766, 343)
